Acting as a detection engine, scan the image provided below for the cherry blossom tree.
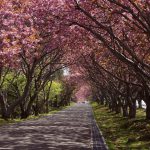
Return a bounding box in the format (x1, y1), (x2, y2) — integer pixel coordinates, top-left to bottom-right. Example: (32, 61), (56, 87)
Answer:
(57, 0), (150, 119)
(0, 0), (150, 120)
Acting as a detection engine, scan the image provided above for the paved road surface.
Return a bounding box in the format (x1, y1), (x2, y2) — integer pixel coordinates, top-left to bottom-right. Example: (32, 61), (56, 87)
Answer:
(0, 104), (108, 150)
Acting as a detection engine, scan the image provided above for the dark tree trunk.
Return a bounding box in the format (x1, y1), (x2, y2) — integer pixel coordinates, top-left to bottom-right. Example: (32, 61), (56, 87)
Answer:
(138, 100), (142, 109)
(115, 99), (121, 114)
(122, 105), (128, 117)
(0, 94), (10, 120)
(21, 111), (29, 119)
(32, 103), (39, 116)
(45, 99), (49, 113)
(108, 102), (112, 110)
(111, 100), (116, 112)
(100, 98), (104, 105)
(21, 91), (39, 119)
(34, 107), (39, 116)
(7, 76), (33, 119)
(115, 104), (121, 114)
(128, 100), (136, 118)
(105, 99), (108, 107)
(45, 80), (52, 113)
(145, 101), (150, 120)
(144, 88), (150, 120)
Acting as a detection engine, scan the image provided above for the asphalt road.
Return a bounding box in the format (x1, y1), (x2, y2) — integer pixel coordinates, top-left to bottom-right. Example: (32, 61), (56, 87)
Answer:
(0, 104), (108, 150)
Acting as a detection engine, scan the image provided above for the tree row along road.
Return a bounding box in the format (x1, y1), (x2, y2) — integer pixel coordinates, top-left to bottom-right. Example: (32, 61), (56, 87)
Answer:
(0, 103), (108, 150)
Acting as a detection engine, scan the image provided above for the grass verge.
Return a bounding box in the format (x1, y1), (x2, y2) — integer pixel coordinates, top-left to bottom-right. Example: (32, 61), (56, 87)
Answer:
(91, 102), (150, 150)
(0, 102), (75, 126)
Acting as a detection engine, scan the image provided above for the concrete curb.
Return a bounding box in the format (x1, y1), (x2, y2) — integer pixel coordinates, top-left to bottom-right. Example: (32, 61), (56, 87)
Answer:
(90, 106), (109, 150)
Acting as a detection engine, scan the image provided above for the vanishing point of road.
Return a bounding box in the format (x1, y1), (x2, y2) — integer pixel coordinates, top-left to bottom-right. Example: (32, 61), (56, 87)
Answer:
(0, 103), (108, 150)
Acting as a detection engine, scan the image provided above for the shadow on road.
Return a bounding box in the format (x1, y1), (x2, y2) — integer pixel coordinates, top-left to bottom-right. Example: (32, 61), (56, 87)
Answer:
(0, 104), (92, 150)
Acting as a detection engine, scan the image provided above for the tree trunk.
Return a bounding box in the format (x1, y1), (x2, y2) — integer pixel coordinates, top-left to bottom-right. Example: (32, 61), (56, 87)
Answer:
(100, 98), (104, 105)
(108, 102), (112, 110)
(145, 101), (150, 120)
(138, 100), (142, 109)
(0, 94), (10, 120)
(34, 103), (39, 116)
(128, 100), (136, 118)
(105, 99), (108, 107)
(115, 99), (121, 114)
(111, 100), (116, 112)
(143, 87), (150, 120)
(46, 99), (49, 113)
(7, 76), (32, 118)
(115, 104), (121, 114)
(122, 105), (128, 117)
(21, 111), (29, 119)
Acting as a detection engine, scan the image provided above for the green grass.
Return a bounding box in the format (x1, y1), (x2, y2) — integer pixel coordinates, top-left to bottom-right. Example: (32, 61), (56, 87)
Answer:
(91, 102), (150, 150)
(0, 118), (22, 126)
(0, 102), (75, 126)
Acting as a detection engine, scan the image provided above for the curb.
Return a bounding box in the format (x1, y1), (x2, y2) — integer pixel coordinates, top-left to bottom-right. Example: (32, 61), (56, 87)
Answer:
(90, 106), (109, 150)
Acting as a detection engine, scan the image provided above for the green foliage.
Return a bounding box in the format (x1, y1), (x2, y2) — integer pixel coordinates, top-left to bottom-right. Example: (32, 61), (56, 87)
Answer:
(2, 72), (63, 101)
(2, 72), (26, 93)
(1, 72), (26, 103)
(49, 81), (63, 100)
(38, 80), (63, 104)
(0, 68), (69, 119)
(91, 102), (150, 150)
